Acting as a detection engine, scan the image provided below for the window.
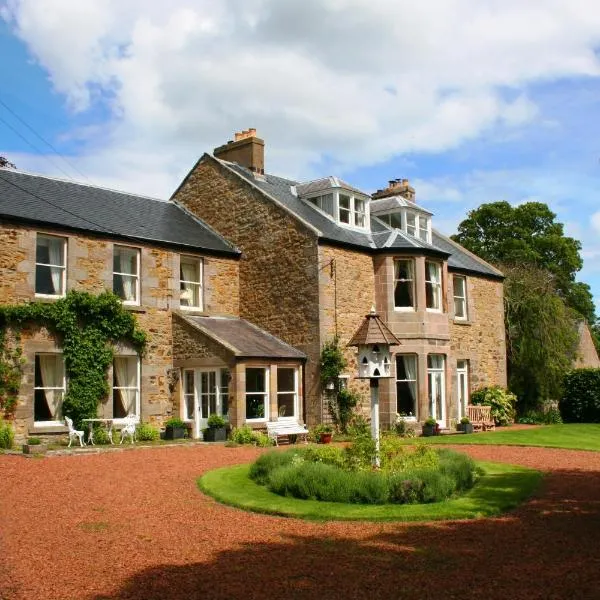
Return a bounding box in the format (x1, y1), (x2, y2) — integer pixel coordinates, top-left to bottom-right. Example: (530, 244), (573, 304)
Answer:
(339, 194), (351, 224)
(394, 259), (415, 309)
(406, 212), (416, 237)
(220, 369), (230, 418)
(199, 370), (217, 418)
(354, 198), (366, 227)
(277, 367), (297, 419)
(453, 275), (467, 320)
(180, 256), (203, 309)
(396, 355), (417, 418)
(182, 369), (195, 421)
(245, 367), (268, 421)
(308, 193), (335, 218)
(113, 356), (140, 419)
(113, 246), (140, 304)
(34, 354), (65, 424)
(427, 355), (445, 423)
(35, 234), (66, 296)
(418, 216), (429, 241)
(456, 360), (469, 420)
(425, 261), (442, 311)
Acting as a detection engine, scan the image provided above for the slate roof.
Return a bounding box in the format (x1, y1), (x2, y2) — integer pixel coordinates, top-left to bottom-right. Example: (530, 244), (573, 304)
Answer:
(214, 157), (502, 279)
(177, 314), (306, 360)
(0, 168), (239, 256)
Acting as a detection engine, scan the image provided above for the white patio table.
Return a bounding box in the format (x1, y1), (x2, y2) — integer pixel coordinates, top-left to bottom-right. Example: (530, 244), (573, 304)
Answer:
(82, 418), (115, 445)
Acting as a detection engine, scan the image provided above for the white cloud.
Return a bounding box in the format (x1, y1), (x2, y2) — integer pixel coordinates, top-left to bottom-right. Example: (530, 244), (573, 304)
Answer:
(4, 0), (600, 195)
(592, 211), (600, 234)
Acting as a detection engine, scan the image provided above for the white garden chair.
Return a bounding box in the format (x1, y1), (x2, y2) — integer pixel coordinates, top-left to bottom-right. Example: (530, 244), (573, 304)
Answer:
(65, 416), (85, 447)
(119, 414), (138, 444)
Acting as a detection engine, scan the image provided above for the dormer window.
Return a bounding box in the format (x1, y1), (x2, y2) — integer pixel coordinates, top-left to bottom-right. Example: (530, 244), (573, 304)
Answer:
(307, 193), (334, 218)
(375, 208), (431, 243)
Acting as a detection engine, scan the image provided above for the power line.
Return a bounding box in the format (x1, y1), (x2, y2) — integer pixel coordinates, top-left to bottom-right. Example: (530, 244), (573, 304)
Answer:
(0, 96), (94, 184)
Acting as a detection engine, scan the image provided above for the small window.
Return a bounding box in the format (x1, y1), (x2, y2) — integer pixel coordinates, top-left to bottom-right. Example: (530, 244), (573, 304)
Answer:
(354, 198), (366, 228)
(245, 367), (268, 421)
(180, 256), (203, 309)
(339, 194), (351, 224)
(113, 246), (140, 304)
(418, 216), (429, 241)
(396, 355), (417, 418)
(35, 234), (66, 296)
(394, 259), (415, 309)
(34, 354), (65, 424)
(425, 261), (442, 311)
(406, 212), (416, 237)
(113, 356), (140, 419)
(277, 367), (297, 419)
(182, 369), (195, 421)
(453, 275), (467, 320)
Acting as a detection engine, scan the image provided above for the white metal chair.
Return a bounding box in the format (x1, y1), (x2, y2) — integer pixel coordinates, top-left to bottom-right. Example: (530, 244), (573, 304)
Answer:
(119, 414), (138, 444)
(65, 416), (85, 447)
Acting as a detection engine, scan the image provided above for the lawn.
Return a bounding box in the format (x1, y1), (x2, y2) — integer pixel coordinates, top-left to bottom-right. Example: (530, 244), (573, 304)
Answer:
(198, 460), (542, 521)
(415, 423), (600, 451)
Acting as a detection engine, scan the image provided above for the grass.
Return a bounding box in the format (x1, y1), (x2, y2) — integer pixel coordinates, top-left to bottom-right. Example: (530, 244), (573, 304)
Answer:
(414, 423), (600, 452)
(198, 460), (542, 522)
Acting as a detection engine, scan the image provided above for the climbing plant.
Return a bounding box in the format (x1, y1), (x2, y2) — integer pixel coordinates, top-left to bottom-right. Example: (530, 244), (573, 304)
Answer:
(0, 290), (146, 426)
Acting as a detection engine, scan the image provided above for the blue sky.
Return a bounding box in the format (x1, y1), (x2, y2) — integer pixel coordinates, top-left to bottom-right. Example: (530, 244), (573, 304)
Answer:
(1, 1), (600, 315)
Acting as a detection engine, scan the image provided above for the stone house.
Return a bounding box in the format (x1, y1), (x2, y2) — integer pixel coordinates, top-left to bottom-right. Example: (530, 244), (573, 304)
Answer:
(0, 168), (304, 439)
(172, 130), (508, 430)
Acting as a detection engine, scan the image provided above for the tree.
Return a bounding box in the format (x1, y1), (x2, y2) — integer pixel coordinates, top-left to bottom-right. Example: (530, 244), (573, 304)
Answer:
(0, 156), (16, 169)
(452, 201), (595, 322)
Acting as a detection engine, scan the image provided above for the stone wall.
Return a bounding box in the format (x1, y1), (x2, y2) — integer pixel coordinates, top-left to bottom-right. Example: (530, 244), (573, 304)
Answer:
(173, 157), (322, 424)
(574, 322), (600, 368)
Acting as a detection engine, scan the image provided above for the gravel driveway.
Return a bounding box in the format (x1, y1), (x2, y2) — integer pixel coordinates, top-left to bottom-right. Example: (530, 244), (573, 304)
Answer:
(1, 444), (599, 600)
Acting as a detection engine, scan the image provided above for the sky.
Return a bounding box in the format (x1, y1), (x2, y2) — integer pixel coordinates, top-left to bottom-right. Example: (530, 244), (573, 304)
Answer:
(1, 0), (600, 313)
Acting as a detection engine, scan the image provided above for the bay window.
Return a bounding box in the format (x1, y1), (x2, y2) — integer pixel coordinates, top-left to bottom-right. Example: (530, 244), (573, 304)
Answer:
(394, 259), (415, 309)
(245, 367), (268, 421)
(36, 234), (66, 297)
(34, 353), (66, 424)
(113, 356), (140, 419)
(180, 256), (203, 310)
(113, 245), (140, 304)
(396, 355), (417, 418)
(425, 261), (442, 311)
(453, 275), (467, 320)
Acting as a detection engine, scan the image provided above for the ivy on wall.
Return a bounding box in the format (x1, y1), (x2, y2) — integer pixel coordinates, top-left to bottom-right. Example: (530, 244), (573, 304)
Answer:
(0, 291), (146, 426)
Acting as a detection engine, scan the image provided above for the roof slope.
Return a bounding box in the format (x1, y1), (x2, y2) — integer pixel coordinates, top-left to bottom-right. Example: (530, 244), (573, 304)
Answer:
(177, 314), (306, 359)
(0, 168), (238, 256)
(215, 158), (501, 279)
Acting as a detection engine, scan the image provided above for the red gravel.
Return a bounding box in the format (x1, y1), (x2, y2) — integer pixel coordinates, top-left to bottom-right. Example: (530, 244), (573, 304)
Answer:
(2, 444), (600, 600)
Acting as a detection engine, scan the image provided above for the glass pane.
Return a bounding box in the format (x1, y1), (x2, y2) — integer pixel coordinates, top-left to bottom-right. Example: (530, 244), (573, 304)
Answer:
(419, 216), (428, 228)
(113, 274), (137, 302)
(36, 265), (64, 295)
(455, 298), (465, 318)
(35, 354), (64, 387)
(454, 276), (465, 298)
(428, 355), (444, 369)
(185, 395), (194, 420)
(339, 195), (350, 209)
(390, 213), (403, 229)
(180, 281), (200, 307)
(114, 357), (138, 388)
(246, 368), (265, 393)
(395, 260), (413, 280)
(321, 193), (334, 216)
(277, 393), (295, 418)
(277, 368), (295, 392)
(396, 381), (414, 415)
(180, 258), (199, 283)
(114, 247), (138, 275)
(36, 236), (64, 266)
(246, 394), (266, 419)
(184, 370), (194, 394)
(406, 213), (416, 226)
(395, 280), (413, 308)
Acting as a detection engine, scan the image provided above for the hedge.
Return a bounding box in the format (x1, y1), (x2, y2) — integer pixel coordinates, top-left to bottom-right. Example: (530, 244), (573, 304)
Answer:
(559, 368), (600, 423)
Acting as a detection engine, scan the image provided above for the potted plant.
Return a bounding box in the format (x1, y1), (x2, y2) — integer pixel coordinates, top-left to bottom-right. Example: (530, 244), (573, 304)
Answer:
(204, 414), (227, 442)
(422, 417), (438, 437)
(22, 437), (48, 455)
(318, 424), (333, 444)
(458, 416), (474, 434)
(164, 417), (187, 440)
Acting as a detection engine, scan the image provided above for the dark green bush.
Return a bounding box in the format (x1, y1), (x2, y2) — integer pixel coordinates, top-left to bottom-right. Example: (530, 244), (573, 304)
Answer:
(471, 386), (517, 425)
(137, 422), (160, 441)
(560, 369), (600, 422)
(92, 426), (112, 445)
(26, 437), (41, 445)
(517, 408), (563, 425)
(437, 449), (476, 491)
(165, 417), (185, 428)
(249, 450), (301, 485)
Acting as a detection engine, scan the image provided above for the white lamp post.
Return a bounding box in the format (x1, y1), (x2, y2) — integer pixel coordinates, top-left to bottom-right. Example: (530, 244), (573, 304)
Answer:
(348, 308), (401, 467)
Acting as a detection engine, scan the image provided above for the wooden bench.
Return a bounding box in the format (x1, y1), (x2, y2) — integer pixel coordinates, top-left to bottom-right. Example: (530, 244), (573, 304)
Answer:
(266, 421), (309, 446)
(467, 405), (495, 432)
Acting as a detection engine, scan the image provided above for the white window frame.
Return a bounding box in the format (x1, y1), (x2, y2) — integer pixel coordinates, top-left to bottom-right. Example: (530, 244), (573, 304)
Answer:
(179, 256), (203, 310)
(181, 368), (195, 422)
(35, 234), (67, 298)
(453, 275), (468, 321)
(33, 353), (66, 427)
(427, 354), (446, 425)
(305, 191), (369, 231)
(425, 260), (443, 313)
(395, 354), (418, 421)
(456, 360), (469, 421)
(113, 245), (140, 306)
(394, 258), (416, 311)
(245, 366), (269, 423)
(276, 366), (298, 421)
(112, 355), (141, 423)
(376, 209), (431, 243)
(418, 215), (429, 242)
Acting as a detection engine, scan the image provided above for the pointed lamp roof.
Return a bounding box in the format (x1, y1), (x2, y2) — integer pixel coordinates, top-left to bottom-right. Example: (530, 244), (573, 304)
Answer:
(348, 308), (402, 347)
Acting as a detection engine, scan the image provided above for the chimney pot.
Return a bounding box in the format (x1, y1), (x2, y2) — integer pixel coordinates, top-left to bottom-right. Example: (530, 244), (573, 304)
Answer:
(214, 129), (265, 176)
(372, 177), (416, 202)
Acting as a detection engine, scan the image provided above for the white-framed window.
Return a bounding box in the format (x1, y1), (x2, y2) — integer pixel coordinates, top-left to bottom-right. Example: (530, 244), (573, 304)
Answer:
(354, 197), (366, 227)
(425, 261), (442, 311)
(180, 256), (203, 310)
(456, 360), (469, 420)
(182, 369), (195, 421)
(34, 353), (66, 425)
(277, 367), (298, 419)
(113, 245), (140, 305)
(113, 356), (140, 419)
(307, 193), (335, 218)
(339, 194), (352, 224)
(427, 354), (445, 423)
(418, 216), (429, 241)
(406, 212), (416, 237)
(394, 259), (415, 310)
(453, 275), (468, 320)
(245, 367), (268, 421)
(396, 354), (417, 419)
(35, 234), (67, 297)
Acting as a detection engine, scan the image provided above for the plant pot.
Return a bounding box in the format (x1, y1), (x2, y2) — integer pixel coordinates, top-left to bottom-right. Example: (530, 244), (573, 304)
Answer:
(459, 423), (474, 434)
(165, 426), (186, 440)
(204, 426), (227, 442)
(422, 424), (436, 437)
(22, 443), (48, 455)
(319, 432), (333, 444)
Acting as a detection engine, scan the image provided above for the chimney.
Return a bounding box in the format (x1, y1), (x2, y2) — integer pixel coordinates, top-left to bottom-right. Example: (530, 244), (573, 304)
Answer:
(372, 178), (415, 202)
(213, 129), (265, 175)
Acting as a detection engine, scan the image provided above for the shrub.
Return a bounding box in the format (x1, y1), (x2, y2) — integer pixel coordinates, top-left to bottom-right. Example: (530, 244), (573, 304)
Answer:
(302, 445), (346, 469)
(310, 423), (333, 442)
(230, 425), (255, 445)
(249, 450), (301, 485)
(423, 416), (437, 426)
(392, 415), (416, 437)
(517, 408), (563, 425)
(0, 419), (14, 449)
(471, 386), (517, 426)
(207, 414), (226, 428)
(560, 369), (600, 423)
(26, 437), (41, 445)
(437, 449), (476, 491)
(253, 431), (274, 447)
(92, 426), (112, 445)
(136, 422), (160, 441)
(165, 417), (185, 428)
